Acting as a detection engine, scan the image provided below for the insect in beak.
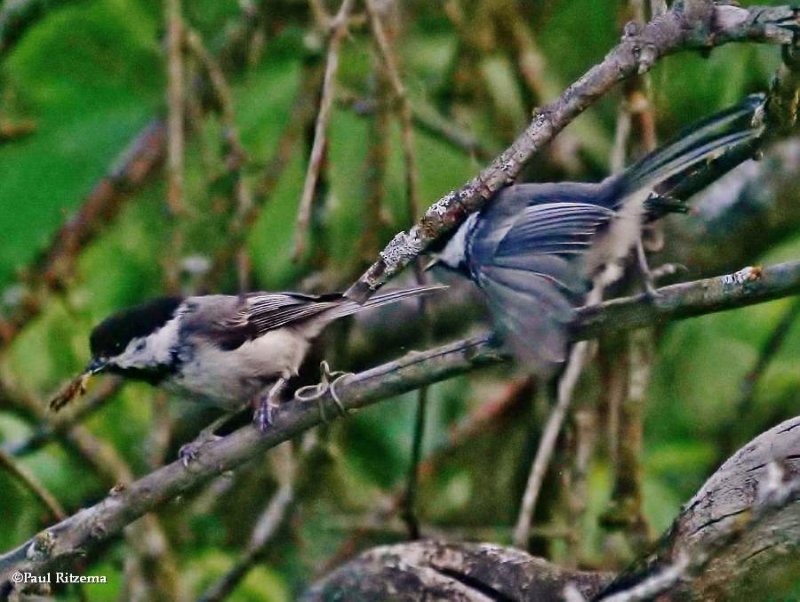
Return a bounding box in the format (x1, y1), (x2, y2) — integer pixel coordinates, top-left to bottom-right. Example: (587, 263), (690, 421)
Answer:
(48, 358), (108, 412)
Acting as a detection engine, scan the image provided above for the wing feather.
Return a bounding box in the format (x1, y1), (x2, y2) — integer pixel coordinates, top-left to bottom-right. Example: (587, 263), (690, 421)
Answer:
(464, 197), (613, 368)
(477, 265), (575, 369)
(493, 202), (614, 258)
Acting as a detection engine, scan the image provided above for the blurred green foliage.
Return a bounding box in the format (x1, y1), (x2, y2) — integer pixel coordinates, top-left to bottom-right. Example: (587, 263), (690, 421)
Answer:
(1, 0), (799, 599)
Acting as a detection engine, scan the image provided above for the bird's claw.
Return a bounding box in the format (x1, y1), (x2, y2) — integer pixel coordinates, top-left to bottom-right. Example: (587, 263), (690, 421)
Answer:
(254, 397), (280, 433)
(643, 262), (688, 301)
(179, 431), (222, 467)
(294, 361), (352, 422)
(651, 262), (687, 281)
(179, 413), (238, 465)
(253, 377), (288, 433)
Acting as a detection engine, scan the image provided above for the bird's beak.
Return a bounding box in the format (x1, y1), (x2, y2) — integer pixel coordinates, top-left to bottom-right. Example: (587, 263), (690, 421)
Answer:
(86, 358), (108, 375)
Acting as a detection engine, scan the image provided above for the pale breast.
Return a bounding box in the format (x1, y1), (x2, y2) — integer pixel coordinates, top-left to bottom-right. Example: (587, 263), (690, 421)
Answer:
(172, 329), (311, 409)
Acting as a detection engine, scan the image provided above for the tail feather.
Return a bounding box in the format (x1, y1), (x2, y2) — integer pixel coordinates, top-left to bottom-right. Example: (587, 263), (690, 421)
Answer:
(326, 284), (447, 322)
(619, 93), (765, 200)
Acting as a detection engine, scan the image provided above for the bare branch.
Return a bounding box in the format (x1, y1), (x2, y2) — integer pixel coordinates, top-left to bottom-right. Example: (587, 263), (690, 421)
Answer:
(0, 120), (167, 347)
(165, 0), (186, 218)
(293, 0), (355, 261)
(0, 2), (268, 348)
(0, 449), (65, 521)
(304, 540), (613, 601)
(513, 340), (593, 548)
(573, 262), (800, 340)
(345, 4), (800, 302)
(1, 257), (799, 585)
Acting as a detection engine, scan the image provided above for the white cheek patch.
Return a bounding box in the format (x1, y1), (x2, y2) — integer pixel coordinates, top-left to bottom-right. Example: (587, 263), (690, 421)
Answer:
(114, 315), (182, 369)
(439, 213), (478, 270)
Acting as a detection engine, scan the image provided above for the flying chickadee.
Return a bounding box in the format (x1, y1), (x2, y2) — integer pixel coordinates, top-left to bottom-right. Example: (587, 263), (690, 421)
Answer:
(431, 94), (766, 373)
(51, 285), (445, 431)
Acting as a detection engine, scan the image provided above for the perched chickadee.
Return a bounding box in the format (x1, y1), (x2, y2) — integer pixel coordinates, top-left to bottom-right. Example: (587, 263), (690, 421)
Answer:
(54, 285), (444, 431)
(432, 95), (766, 373)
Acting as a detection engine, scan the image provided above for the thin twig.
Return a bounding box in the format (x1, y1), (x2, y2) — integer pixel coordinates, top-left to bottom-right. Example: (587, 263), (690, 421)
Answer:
(601, 0), (657, 548)
(3, 378), (123, 458)
(0, 0), (77, 58)
(0, 378), (183, 598)
(198, 433), (320, 601)
(321, 376), (534, 573)
(495, 1), (592, 173)
(198, 483), (294, 602)
(293, 0), (356, 261)
(739, 296), (800, 410)
(365, 0), (429, 538)
(0, 120), (167, 347)
(356, 57), (391, 263)
(165, 0), (186, 218)
(403, 383), (427, 540)
(0, 449), (65, 521)
(714, 296), (800, 462)
(565, 406), (598, 561)
(0, 0), (268, 347)
(593, 552), (690, 602)
(0, 118), (36, 143)
(164, 0), (187, 296)
(337, 86), (494, 160)
(512, 339), (593, 548)
(184, 25), (253, 290)
(202, 63), (326, 289)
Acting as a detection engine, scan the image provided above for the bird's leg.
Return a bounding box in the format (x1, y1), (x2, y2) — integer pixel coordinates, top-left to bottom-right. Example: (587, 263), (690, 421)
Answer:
(635, 235), (660, 299)
(179, 413), (237, 466)
(636, 234), (686, 298)
(294, 361), (352, 422)
(253, 377), (288, 432)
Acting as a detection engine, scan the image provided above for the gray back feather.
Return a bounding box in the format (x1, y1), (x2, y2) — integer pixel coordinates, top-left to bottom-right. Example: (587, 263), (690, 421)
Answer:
(183, 286), (445, 350)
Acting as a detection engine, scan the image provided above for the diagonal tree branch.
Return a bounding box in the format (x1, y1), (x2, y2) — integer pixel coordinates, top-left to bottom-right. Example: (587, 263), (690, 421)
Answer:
(344, 4), (800, 302)
(2, 257), (800, 586)
(573, 262), (800, 339)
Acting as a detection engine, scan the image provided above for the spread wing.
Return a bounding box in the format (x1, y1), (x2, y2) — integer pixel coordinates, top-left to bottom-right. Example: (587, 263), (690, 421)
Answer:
(494, 202), (615, 260)
(469, 198), (615, 372)
(476, 264), (574, 369)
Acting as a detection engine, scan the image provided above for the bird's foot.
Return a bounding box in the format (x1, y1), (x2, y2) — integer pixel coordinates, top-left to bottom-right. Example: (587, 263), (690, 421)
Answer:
(179, 414), (231, 466)
(650, 262), (687, 282)
(294, 361), (352, 422)
(253, 378), (288, 433)
(635, 222), (689, 301)
(642, 262), (688, 301)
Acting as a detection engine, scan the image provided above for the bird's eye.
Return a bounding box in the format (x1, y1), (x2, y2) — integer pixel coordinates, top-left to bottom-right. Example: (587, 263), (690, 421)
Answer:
(135, 341), (146, 352)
